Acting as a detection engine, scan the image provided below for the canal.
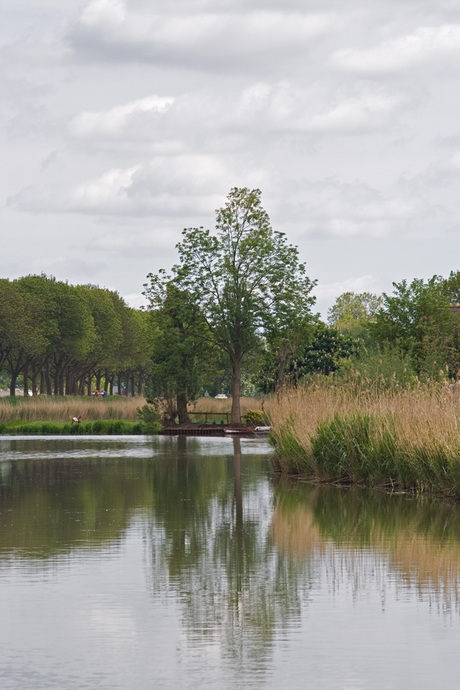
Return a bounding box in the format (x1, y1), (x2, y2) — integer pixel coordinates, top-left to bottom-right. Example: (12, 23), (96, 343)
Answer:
(1, 435), (460, 689)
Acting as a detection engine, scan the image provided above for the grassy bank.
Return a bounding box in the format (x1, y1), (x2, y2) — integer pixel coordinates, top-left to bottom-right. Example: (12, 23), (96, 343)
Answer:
(0, 419), (148, 435)
(0, 395), (265, 433)
(268, 383), (460, 499)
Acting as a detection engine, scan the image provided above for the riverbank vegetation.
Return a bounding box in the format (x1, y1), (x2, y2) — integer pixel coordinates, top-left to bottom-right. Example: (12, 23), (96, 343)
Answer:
(0, 419), (147, 435)
(0, 395), (144, 423)
(0, 395), (263, 432)
(269, 379), (460, 499)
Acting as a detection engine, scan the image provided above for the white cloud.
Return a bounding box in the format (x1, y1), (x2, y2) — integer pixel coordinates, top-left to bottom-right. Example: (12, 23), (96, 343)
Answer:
(334, 24), (460, 74)
(314, 275), (380, 302)
(69, 95), (174, 138)
(5, 0), (460, 311)
(302, 90), (411, 134)
(66, 81), (413, 152)
(276, 179), (430, 240)
(9, 155), (232, 217)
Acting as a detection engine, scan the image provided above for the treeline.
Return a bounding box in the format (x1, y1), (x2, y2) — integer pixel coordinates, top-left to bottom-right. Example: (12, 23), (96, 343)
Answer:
(0, 275), (152, 397)
(320, 272), (460, 384)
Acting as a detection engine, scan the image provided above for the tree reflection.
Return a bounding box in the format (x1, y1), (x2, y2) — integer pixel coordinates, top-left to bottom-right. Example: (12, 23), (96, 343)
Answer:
(145, 437), (314, 675)
(0, 454), (156, 559)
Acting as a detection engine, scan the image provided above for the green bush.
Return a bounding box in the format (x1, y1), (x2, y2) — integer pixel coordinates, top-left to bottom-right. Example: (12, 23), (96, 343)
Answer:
(136, 404), (162, 433)
(245, 409), (267, 425)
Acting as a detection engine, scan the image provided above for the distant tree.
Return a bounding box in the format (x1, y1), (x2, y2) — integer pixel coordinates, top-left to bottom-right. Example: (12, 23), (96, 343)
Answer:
(328, 291), (383, 334)
(370, 277), (459, 375)
(441, 270), (460, 305)
(154, 187), (316, 423)
(79, 286), (124, 395)
(2, 278), (49, 396)
(291, 322), (359, 380)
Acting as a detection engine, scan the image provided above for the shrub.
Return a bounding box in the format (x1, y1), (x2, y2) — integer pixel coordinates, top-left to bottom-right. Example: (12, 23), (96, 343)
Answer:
(136, 404), (162, 433)
(245, 409), (267, 425)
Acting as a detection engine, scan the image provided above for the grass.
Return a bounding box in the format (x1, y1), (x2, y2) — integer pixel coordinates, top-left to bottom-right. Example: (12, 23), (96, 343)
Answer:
(0, 419), (148, 435)
(268, 382), (460, 499)
(0, 395), (265, 433)
(0, 396), (146, 423)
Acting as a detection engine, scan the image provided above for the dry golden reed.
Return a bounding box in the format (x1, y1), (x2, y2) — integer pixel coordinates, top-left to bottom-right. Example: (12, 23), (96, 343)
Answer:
(0, 395), (264, 424)
(268, 383), (460, 455)
(0, 396), (146, 423)
(189, 396), (262, 415)
(267, 382), (460, 495)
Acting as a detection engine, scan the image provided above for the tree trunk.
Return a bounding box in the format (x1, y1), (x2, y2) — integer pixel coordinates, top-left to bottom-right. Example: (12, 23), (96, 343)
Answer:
(9, 372), (17, 397)
(31, 370), (38, 396)
(230, 356), (242, 424)
(58, 369), (65, 396)
(23, 364), (29, 397)
(40, 368), (45, 395)
(138, 371), (144, 398)
(45, 361), (52, 396)
(176, 392), (190, 424)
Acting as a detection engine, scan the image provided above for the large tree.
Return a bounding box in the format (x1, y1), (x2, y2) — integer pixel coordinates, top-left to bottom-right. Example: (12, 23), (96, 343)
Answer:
(159, 187), (315, 423)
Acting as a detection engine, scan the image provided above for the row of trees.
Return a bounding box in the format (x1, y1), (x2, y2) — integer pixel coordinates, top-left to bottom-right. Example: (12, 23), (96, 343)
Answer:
(0, 276), (152, 397)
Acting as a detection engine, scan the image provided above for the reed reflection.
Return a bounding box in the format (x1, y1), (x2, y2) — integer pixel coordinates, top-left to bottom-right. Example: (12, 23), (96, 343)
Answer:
(272, 478), (460, 614)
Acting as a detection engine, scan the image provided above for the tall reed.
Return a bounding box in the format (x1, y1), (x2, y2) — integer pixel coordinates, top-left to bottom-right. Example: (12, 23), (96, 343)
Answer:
(268, 381), (460, 498)
(0, 396), (146, 423)
(0, 395), (264, 424)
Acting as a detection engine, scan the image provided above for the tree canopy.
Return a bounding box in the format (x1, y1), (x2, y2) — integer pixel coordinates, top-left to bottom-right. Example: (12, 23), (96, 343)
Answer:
(0, 275), (150, 397)
(148, 187), (316, 423)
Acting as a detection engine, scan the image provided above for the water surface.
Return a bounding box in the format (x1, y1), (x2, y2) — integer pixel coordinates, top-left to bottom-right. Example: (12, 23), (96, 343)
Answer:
(1, 435), (460, 689)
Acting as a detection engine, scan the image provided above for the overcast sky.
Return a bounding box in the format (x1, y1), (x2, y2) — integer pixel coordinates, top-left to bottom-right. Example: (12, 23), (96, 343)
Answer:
(2, 0), (460, 316)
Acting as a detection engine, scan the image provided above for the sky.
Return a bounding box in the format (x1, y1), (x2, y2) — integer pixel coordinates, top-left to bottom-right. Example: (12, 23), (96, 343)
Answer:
(2, 0), (460, 318)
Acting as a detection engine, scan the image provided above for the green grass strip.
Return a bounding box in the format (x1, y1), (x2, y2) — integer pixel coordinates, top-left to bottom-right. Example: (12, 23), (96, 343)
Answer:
(0, 420), (154, 435)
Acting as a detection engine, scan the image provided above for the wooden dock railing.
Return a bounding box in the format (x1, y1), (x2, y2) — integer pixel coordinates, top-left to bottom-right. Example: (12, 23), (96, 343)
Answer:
(189, 411), (230, 424)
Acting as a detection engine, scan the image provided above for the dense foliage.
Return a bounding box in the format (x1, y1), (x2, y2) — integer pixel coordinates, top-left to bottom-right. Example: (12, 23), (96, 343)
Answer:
(146, 187), (316, 423)
(0, 275), (151, 397)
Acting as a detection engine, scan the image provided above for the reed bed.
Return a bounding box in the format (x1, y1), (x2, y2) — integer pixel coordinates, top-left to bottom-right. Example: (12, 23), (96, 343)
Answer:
(0, 396), (146, 423)
(0, 395), (264, 425)
(189, 396), (262, 415)
(268, 383), (460, 498)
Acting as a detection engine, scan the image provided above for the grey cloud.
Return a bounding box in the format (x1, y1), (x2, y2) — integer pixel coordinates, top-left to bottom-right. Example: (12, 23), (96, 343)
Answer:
(5, 0), (460, 313)
(65, 1), (338, 72)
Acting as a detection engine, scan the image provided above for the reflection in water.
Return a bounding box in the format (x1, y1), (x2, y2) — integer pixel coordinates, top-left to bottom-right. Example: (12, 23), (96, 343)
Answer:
(143, 435), (306, 679)
(272, 479), (460, 614)
(1, 436), (460, 688)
